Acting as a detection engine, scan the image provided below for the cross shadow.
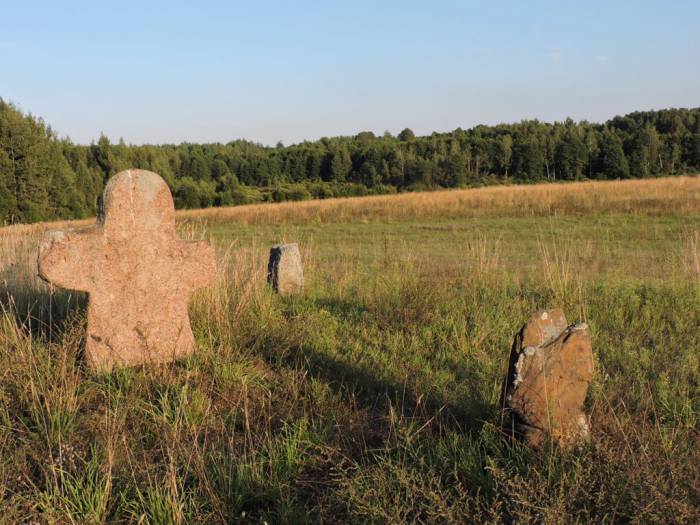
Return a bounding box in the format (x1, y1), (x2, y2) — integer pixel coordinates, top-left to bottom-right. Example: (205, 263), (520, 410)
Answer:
(0, 263), (87, 342)
(258, 329), (496, 442)
(288, 295), (497, 430)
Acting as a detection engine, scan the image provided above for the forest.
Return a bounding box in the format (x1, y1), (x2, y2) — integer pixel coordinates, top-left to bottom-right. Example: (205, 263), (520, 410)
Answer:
(1, 98), (699, 224)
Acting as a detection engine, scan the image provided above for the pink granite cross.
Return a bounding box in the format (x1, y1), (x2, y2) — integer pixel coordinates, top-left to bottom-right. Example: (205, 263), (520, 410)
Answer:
(38, 169), (217, 372)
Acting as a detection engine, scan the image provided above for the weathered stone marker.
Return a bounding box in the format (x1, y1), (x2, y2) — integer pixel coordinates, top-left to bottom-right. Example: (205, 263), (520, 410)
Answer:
(38, 169), (217, 372)
(502, 309), (594, 449)
(267, 243), (304, 295)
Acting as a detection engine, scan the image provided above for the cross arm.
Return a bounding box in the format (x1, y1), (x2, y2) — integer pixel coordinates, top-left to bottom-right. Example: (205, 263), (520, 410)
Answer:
(37, 227), (102, 292)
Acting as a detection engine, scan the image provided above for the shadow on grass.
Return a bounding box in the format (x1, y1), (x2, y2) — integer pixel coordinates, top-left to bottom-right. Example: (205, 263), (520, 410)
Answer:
(260, 336), (495, 441)
(312, 295), (368, 321)
(0, 268), (87, 342)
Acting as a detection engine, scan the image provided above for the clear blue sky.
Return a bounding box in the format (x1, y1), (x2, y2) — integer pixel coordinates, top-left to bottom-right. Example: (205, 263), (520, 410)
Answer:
(1, 1), (698, 145)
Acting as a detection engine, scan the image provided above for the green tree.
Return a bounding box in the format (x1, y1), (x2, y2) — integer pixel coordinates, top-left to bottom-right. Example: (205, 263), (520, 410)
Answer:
(584, 129), (599, 178)
(398, 128), (415, 142)
(495, 135), (513, 177)
(554, 128), (586, 180)
(174, 177), (201, 208)
(512, 135), (545, 179)
(0, 148), (15, 223)
(438, 153), (467, 187)
(327, 145), (351, 182)
(405, 158), (433, 187)
(599, 129), (630, 179)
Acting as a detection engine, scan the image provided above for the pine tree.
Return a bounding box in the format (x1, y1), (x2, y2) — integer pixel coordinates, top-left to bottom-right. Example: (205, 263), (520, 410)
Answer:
(599, 129), (630, 179)
(555, 128), (586, 180)
(0, 148), (15, 223)
(328, 145), (351, 182)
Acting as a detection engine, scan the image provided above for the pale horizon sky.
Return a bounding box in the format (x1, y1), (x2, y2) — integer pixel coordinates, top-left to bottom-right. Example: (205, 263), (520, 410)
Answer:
(1, 1), (698, 146)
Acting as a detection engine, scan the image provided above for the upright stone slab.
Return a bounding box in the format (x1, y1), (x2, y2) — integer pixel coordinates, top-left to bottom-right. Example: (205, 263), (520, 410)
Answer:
(502, 309), (594, 449)
(37, 169), (217, 372)
(267, 243), (304, 295)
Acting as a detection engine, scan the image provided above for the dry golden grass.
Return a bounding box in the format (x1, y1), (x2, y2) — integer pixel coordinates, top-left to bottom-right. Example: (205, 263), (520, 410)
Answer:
(181, 175), (700, 225)
(2, 176), (698, 241)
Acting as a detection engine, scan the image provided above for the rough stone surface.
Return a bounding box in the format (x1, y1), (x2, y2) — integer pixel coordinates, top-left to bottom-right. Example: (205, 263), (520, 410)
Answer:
(38, 169), (217, 372)
(267, 243), (304, 295)
(502, 309), (594, 449)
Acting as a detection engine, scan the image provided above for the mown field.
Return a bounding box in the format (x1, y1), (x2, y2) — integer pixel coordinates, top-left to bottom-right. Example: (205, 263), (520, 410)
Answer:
(1, 176), (699, 524)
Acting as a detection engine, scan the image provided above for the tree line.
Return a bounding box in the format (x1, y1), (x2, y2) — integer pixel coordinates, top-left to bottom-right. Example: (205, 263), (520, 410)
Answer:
(1, 98), (699, 224)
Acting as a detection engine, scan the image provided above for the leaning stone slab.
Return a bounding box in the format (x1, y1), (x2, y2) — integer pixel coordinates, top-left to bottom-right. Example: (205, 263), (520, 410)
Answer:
(267, 243), (304, 295)
(502, 309), (594, 449)
(37, 169), (216, 372)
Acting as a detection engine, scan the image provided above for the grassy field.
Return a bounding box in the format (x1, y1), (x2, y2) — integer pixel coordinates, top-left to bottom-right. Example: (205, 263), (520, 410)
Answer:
(1, 176), (699, 524)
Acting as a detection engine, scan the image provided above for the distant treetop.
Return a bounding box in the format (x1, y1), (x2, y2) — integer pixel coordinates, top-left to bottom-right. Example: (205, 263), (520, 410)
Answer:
(398, 128), (415, 141)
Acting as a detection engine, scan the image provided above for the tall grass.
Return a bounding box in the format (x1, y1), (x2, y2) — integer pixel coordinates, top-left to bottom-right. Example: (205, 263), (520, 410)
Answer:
(180, 175), (700, 225)
(0, 176), (699, 523)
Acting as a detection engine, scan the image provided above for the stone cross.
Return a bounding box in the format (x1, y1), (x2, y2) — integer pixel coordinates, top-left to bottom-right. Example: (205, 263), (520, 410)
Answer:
(38, 169), (217, 372)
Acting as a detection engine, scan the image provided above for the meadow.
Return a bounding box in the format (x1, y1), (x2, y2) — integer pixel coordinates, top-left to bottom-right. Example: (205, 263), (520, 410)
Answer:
(1, 176), (699, 524)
